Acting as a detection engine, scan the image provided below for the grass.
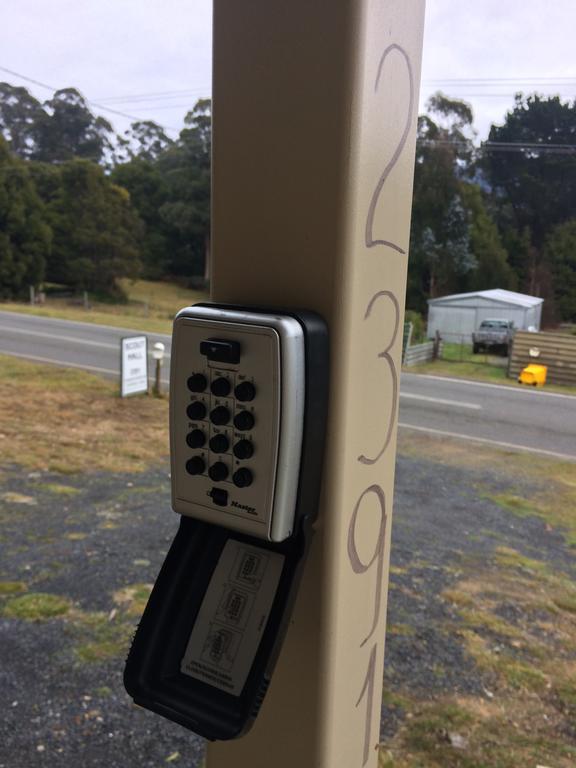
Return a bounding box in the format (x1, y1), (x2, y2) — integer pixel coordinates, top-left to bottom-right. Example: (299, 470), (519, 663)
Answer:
(381, 552), (576, 767)
(385, 437), (576, 766)
(36, 482), (80, 496)
(2, 592), (72, 620)
(380, 694), (576, 768)
(405, 342), (576, 395)
(0, 581), (27, 595)
(398, 431), (576, 546)
(0, 278), (208, 335)
(73, 618), (133, 663)
(0, 581), (151, 663)
(0, 353), (169, 473)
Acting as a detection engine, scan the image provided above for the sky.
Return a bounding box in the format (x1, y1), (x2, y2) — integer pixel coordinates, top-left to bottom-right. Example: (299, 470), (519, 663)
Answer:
(1, 0), (575, 142)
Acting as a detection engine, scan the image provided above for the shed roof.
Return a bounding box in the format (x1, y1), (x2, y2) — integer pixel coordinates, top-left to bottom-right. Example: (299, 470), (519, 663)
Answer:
(428, 289), (543, 308)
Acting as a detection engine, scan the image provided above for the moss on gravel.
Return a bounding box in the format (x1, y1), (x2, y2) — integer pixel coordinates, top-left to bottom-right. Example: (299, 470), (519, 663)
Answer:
(380, 694), (576, 768)
(0, 581), (27, 595)
(36, 482), (80, 496)
(2, 592), (71, 620)
(113, 583), (152, 618)
(70, 609), (136, 664)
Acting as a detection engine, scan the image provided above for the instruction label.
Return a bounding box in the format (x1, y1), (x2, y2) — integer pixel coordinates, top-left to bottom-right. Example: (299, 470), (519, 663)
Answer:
(181, 540), (285, 695)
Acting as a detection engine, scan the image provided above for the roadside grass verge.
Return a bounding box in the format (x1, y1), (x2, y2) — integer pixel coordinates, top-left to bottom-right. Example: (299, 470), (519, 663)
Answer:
(0, 354), (169, 473)
(405, 358), (576, 396)
(406, 358), (508, 383)
(0, 278), (208, 336)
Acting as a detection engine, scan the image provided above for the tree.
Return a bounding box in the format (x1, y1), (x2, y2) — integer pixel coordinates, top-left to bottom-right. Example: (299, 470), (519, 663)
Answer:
(0, 138), (51, 298)
(459, 183), (515, 292)
(544, 219), (576, 321)
(409, 94), (479, 308)
(410, 194), (474, 301)
(111, 158), (171, 278)
(115, 120), (173, 164)
(156, 99), (211, 281)
(484, 94), (576, 248)
(0, 83), (48, 159)
(0, 84), (117, 165)
(34, 160), (143, 296)
(36, 88), (115, 164)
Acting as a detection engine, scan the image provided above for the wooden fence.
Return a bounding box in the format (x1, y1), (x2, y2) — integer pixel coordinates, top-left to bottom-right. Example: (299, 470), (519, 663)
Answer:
(509, 331), (576, 386)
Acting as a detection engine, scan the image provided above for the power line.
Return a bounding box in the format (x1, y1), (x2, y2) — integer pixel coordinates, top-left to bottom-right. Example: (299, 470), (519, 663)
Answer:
(417, 139), (576, 155)
(95, 88), (210, 105)
(424, 93), (576, 99)
(424, 76), (576, 84)
(0, 65), (181, 134)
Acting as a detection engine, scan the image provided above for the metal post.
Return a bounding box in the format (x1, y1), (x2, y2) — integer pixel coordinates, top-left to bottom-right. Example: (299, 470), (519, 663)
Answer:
(208, 2), (425, 766)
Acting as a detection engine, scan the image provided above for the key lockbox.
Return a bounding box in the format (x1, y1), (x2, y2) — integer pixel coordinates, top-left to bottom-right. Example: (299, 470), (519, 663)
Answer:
(124, 304), (328, 740)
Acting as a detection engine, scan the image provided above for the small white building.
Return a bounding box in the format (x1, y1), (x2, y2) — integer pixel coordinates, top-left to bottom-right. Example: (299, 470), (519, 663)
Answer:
(427, 289), (543, 342)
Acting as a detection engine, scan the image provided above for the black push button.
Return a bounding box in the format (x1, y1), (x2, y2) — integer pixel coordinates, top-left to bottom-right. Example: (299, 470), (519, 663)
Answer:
(186, 429), (206, 449)
(187, 401), (207, 421)
(209, 462), (229, 482)
(211, 377), (231, 397)
(234, 411), (255, 431)
(234, 381), (256, 402)
(186, 456), (205, 476)
(209, 434), (229, 454)
(233, 468), (253, 488)
(210, 405), (230, 426)
(233, 439), (254, 460)
(210, 487), (228, 507)
(187, 373), (207, 393)
(200, 339), (241, 365)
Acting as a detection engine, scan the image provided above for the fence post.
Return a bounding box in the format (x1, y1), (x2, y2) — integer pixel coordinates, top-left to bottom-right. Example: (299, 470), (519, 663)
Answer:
(207, 2), (425, 767)
(433, 330), (441, 360)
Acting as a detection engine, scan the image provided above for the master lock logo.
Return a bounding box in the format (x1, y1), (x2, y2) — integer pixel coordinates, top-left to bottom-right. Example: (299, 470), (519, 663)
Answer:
(231, 500), (257, 515)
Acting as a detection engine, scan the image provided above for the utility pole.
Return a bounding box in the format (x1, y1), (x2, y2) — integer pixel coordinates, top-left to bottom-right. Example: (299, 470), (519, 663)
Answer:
(208, 1), (425, 766)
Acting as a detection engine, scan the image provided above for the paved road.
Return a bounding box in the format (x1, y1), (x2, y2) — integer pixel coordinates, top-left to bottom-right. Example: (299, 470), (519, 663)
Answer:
(1, 310), (575, 460)
(399, 372), (576, 461)
(0, 310), (172, 384)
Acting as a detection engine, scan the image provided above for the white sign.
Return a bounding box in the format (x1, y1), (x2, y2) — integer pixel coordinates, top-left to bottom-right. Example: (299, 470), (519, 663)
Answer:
(121, 336), (148, 397)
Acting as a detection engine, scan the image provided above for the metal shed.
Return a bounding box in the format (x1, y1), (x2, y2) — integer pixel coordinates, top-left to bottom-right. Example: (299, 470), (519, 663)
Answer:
(427, 289), (543, 343)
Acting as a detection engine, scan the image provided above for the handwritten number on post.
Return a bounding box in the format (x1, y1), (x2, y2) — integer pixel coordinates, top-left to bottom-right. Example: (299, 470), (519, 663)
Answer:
(358, 291), (400, 465)
(347, 484), (387, 646)
(364, 43), (414, 253)
(351, 39), (414, 767)
(356, 643), (377, 767)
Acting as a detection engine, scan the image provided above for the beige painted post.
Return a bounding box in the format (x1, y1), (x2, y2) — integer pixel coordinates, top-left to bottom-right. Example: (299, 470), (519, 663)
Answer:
(208, 1), (425, 766)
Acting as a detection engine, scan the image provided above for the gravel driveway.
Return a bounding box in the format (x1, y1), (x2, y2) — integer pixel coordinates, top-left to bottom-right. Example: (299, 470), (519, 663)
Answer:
(0, 452), (573, 767)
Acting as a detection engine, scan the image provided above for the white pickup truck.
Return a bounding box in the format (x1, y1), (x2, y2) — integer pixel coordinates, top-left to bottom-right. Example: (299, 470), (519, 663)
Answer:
(472, 319), (515, 355)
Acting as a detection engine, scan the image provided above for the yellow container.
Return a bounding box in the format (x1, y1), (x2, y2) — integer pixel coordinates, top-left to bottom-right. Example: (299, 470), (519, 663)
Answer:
(518, 364), (547, 387)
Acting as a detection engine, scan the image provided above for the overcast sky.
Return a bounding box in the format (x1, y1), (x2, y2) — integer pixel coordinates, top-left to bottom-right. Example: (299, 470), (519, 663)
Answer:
(1, 0), (574, 141)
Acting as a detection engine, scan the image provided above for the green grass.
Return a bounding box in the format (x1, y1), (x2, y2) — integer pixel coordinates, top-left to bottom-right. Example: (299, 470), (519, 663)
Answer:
(0, 581), (27, 595)
(487, 493), (537, 517)
(0, 278), (208, 335)
(406, 357), (576, 395)
(0, 353), (169, 473)
(36, 482), (80, 496)
(2, 592), (72, 620)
